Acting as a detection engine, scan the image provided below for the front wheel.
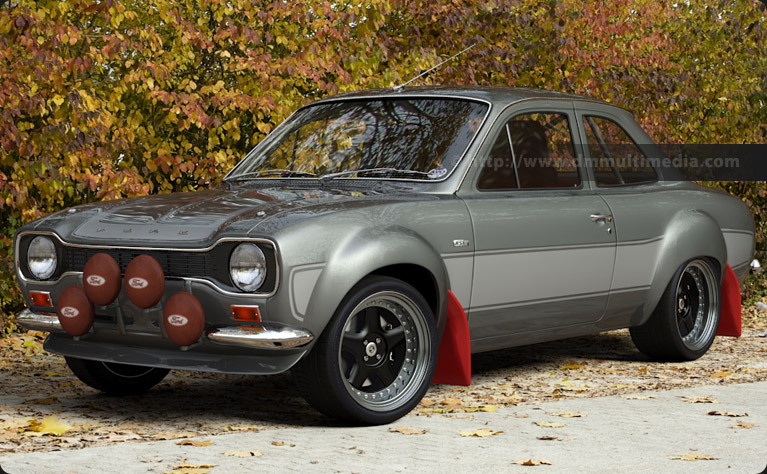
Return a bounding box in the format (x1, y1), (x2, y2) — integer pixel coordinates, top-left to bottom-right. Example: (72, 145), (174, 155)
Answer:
(630, 258), (721, 361)
(65, 357), (170, 395)
(293, 276), (438, 425)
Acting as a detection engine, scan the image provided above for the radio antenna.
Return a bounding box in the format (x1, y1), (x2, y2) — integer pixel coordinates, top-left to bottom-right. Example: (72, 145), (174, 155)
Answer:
(393, 44), (476, 91)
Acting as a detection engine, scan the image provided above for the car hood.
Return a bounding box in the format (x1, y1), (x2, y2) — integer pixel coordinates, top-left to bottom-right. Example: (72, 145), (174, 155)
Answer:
(31, 185), (422, 246)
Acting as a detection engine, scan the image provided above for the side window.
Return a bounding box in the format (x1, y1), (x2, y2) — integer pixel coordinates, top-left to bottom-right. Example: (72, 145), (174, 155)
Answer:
(477, 127), (517, 190)
(477, 112), (580, 190)
(583, 116), (657, 185)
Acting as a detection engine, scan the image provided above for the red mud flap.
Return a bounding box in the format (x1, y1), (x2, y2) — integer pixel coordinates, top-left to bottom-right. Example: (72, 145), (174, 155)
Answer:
(717, 264), (742, 337)
(432, 290), (471, 386)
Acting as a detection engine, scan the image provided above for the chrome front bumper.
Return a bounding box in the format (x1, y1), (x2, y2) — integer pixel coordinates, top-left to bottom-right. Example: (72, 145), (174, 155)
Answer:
(16, 309), (62, 332)
(16, 309), (314, 350)
(206, 326), (314, 349)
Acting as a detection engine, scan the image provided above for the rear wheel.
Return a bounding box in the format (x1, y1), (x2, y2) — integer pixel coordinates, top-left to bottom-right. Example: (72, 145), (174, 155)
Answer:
(630, 258), (721, 361)
(65, 357), (170, 395)
(293, 276), (437, 425)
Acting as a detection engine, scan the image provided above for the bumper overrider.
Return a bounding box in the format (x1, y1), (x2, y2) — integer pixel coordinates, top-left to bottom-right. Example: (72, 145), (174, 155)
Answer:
(15, 233), (315, 374)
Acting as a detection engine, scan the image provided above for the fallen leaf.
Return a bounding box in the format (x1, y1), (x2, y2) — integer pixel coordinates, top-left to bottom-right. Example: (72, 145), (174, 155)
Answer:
(510, 413), (529, 418)
(26, 397), (59, 405)
(534, 421), (565, 428)
(624, 394), (655, 400)
(176, 440), (212, 447)
(163, 462), (215, 474)
(560, 360), (585, 370)
(512, 458), (552, 466)
(225, 425), (259, 432)
(682, 395), (719, 404)
(389, 426), (427, 435)
(271, 441), (285, 446)
(707, 411), (748, 417)
(669, 453), (718, 461)
(41, 371), (68, 377)
(154, 431), (199, 441)
(551, 411), (584, 418)
(536, 435), (571, 441)
(731, 420), (755, 429)
(458, 429), (503, 438)
(223, 450), (263, 458)
(709, 371), (731, 378)
(24, 416), (73, 436)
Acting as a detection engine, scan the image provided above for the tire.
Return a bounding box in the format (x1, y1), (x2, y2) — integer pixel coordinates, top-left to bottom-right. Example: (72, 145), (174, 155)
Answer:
(65, 357), (170, 395)
(630, 258), (721, 361)
(292, 276), (438, 425)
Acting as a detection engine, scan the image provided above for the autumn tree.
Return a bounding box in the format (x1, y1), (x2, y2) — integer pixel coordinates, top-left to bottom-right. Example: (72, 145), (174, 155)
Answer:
(1, 0), (766, 329)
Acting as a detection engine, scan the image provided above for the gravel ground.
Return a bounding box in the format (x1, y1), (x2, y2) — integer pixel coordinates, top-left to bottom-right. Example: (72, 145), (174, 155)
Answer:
(0, 306), (765, 456)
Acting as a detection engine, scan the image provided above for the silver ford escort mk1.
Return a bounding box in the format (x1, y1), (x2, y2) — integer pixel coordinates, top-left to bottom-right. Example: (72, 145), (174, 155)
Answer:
(15, 87), (757, 424)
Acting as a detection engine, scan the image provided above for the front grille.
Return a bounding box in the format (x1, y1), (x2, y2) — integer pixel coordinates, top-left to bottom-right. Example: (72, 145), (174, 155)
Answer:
(58, 241), (277, 294)
(65, 248), (213, 277)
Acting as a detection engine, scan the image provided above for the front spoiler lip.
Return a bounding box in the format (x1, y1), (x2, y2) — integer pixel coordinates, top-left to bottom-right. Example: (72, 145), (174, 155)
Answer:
(16, 309), (314, 350)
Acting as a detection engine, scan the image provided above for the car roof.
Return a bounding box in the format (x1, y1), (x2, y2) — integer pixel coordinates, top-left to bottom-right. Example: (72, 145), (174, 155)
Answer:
(314, 85), (623, 110)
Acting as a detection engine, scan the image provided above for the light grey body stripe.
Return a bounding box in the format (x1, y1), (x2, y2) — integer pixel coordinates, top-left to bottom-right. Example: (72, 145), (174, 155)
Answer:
(442, 237), (663, 312)
(472, 235), (663, 257)
(470, 290), (610, 312)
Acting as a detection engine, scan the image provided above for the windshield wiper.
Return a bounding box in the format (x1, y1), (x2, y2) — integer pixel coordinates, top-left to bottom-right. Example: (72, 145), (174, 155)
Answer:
(319, 168), (431, 182)
(226, 169), (318, 182)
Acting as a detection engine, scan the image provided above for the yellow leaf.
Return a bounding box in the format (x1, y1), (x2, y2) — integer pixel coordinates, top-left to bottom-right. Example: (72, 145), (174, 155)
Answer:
(731, 420), (755, 429)
(51, 95), (65, 107)
(551, 411), (584, 418)
(271, 441), (285, 446)
(223, 450), (263, 458)
(669, 453), (718, 461)
(709, 371), (730, 378)
(389, 426), (427, 435)
(42, 371), (68, 377)
(512, 458), (552, 466)
(176, 439), (212, 447)
(163, 463), (215, 474)
(560, 360), (585, 370)
(27, 397), (59, 405)
(534, 421), (565, 428)
(458, 429), (503, 438)
(682, 395), (719, 404)
(25, 416), (72, 436)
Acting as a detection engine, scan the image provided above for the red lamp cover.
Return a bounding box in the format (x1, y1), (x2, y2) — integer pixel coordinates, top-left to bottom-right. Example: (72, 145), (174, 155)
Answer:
(56, 285), (95, 337)
(163, 291), (205, 346)
(124, 255), (165, 308)
(83, 253), (121, 305)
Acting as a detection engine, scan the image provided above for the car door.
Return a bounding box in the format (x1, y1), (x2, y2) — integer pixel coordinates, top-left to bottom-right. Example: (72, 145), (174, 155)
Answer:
(459, 102), (616, 351)
(573, 102), (666, 328)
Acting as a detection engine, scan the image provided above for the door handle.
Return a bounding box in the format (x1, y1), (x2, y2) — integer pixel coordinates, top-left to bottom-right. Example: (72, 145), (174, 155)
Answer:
(590, 214), (613, 223)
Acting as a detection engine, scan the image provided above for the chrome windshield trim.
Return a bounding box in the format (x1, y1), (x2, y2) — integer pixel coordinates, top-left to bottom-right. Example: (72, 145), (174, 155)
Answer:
(14, 231), (279, 298)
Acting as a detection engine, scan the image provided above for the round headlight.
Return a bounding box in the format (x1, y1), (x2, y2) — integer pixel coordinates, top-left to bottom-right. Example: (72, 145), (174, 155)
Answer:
(28, 236), (57, 280)
(229, 243), (267, 292)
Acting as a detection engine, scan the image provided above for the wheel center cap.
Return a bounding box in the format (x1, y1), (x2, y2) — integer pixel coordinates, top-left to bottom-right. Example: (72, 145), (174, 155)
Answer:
(365, 342), (377, 357)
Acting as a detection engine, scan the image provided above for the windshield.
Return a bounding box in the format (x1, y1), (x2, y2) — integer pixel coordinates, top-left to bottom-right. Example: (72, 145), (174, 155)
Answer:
(227, 98), (488, 181)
